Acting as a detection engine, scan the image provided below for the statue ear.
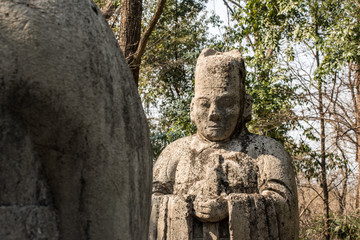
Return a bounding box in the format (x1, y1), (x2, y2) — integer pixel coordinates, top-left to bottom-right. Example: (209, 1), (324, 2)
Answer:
(190, 99), (196, 124)
(243, 94), (252, 123)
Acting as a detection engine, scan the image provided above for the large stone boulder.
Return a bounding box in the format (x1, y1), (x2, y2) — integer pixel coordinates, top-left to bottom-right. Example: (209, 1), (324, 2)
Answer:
(0, 1), (152, 239)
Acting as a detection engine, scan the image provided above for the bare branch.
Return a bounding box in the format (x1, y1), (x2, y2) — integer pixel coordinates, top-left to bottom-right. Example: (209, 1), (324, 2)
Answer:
(222, 0), (234, 15)
(110, 7), (121, 29)
(227, 0), (242, 8)
(265, 48), (274, 59)
(299, 163), (358, 218)
(299, 190), (322, 218)
(246, 35), (255, 53)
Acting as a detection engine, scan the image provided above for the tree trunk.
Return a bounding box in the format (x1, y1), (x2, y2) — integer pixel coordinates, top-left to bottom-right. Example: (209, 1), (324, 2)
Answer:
(339, 167), (348, 214)
(337, 146), (349, 215)
(315, 45), (330, 239)
(319, 77), (330, 240)
(119, 0), (142, 85)
(354, 63), (360, 209)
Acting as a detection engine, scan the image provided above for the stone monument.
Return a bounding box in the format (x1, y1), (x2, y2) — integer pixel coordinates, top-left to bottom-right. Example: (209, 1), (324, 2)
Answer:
(0, 1), (151, 239)
(149, 48), (299, 240)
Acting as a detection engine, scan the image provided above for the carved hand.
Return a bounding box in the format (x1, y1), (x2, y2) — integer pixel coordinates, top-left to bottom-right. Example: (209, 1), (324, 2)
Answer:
(193, 196), (228, 222)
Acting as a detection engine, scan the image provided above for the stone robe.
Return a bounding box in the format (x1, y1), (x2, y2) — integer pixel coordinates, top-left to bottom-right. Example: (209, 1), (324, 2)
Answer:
(149, 133), (298, 240)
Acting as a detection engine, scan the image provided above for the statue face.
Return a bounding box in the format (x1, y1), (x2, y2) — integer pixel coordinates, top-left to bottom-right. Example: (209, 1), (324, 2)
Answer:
(192, 73), (242, 141)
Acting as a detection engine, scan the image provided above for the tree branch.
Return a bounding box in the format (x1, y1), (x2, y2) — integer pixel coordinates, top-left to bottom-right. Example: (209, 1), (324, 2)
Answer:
(246, 35), (255, 53)
(222, 0), (234, 15)
(299, 163), (357, 219)
(101, 0), (116, 20)
(132, 0), (167, 66)
(227, 0), (242, 9)
(355, 0), (360, 9)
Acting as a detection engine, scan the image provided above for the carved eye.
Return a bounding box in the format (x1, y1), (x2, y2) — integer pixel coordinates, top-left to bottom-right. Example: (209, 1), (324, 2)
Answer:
(197, 99), (210, 108)
(218, 97), (234, 108)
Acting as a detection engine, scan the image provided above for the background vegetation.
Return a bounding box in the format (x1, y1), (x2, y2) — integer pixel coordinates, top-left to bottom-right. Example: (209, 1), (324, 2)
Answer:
(95, 0), (360, 238)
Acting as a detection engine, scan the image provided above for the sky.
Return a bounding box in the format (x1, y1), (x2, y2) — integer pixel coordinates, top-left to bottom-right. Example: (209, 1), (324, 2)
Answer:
(205, 0), (230, 36)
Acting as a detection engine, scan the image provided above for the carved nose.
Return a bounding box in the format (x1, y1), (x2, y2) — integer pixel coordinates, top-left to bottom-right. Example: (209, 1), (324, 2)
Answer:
(209, 105), (220, 121)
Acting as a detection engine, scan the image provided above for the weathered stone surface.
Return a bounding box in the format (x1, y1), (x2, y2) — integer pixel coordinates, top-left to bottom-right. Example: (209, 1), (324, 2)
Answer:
(0, 206), (59, 240)
(0, 1), (152, 239)
(150, 48), (299, 240)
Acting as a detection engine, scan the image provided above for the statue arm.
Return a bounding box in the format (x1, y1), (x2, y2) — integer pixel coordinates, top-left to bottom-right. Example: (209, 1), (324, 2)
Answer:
(257, 139), (299, 239)
(152, 144), (181, 195)
(256, 138), (297, 196)
(150, 144), (180, 240)
(152, 136), (193, 195)
(150, 137), (192, 240)
(228, 138), (299, 239)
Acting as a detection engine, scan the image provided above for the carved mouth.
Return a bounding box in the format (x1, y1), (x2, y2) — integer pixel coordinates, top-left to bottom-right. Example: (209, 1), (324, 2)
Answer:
(208, 125), (222, 129)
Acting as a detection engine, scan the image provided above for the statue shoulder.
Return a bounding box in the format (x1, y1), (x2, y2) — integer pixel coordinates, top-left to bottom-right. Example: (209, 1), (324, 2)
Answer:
(243, 133), (290, 162)
(155, 135), (193, 166)
(153, 135), (193, 193)
(246, 133), (297, 194)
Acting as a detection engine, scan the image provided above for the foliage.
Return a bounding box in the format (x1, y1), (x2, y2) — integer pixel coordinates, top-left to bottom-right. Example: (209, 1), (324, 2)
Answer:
(330, 212), (360, 240)
(211, 0), (302, 156)
(96, 1), (360, 237)
(316, 1), (360, 73)
(139, 0), (217, 158)
(149, 92), (196, 158)
(221, 2), (359, 238)
(221, 0), (358, 178)
(300, 212), (360, 240)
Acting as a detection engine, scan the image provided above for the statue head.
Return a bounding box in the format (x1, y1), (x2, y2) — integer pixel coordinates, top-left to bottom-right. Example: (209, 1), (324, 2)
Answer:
(191, 48), (250, 141)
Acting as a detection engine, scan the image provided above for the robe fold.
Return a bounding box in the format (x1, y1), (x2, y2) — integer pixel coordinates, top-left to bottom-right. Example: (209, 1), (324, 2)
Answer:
(150, 134), (298, 240)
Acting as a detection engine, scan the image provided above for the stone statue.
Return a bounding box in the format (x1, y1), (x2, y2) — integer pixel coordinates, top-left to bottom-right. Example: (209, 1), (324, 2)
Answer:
(0, 1), (151, 239)
(149, 48), (299, 240)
